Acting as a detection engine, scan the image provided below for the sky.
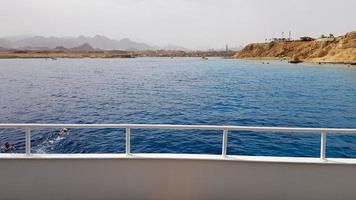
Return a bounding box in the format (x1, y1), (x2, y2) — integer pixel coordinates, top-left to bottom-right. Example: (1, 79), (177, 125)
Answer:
(0, 0), (355, 50)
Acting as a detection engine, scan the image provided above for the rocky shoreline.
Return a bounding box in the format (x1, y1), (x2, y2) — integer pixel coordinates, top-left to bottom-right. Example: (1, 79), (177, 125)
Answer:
(234, 31), (356, 65)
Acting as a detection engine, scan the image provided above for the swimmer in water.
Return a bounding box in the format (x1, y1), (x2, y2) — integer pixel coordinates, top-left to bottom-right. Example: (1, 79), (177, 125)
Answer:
(58, 128), (69, 138)
(1, 142), (15, 153)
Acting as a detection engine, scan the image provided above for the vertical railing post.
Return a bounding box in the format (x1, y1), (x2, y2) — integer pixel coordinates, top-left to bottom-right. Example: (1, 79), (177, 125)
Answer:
(126, 128), (131, 156)
(222, 129), (228, 157)
(25, 128), (31, 156)
(320, 130), (327, 160)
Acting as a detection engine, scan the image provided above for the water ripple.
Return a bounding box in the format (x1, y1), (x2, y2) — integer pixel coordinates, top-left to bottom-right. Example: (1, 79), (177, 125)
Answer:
(0, 58), (356, 157)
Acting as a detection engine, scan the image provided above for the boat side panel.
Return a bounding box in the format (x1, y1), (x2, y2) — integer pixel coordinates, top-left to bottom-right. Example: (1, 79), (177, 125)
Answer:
(0, 158), (355, 200)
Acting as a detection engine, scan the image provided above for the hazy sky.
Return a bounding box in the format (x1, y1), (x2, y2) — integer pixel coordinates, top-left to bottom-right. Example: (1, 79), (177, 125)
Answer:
(0, 0), (355, 49)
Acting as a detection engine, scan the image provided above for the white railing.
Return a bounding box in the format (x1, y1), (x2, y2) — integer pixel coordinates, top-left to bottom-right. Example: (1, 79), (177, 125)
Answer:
(1, 123), (356, 159)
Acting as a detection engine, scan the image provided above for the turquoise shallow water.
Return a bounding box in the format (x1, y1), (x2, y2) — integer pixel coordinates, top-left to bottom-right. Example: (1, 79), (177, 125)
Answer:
(0, 57), (356, 157)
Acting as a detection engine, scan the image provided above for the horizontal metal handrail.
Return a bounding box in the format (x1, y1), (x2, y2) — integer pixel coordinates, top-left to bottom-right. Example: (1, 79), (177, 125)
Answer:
(1, 123), (356, 159)
(1, 123), (356, 133)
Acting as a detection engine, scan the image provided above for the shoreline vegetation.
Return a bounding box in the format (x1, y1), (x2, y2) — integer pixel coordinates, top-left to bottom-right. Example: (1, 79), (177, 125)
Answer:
(233, 31), (356, 65)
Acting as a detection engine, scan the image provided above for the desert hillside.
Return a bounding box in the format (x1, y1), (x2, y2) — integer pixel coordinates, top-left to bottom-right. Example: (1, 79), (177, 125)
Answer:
(234, 31), (356, 64)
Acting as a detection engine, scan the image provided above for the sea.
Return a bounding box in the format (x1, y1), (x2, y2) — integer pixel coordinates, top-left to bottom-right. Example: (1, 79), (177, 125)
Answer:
(1, 57), (356, 157)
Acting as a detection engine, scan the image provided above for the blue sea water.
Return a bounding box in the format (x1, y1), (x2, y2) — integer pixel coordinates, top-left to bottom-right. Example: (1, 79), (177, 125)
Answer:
(0, 57), (356, 157)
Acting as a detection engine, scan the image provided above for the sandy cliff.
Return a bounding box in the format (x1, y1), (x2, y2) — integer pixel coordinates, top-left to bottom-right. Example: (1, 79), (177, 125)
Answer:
(234, 31), (356, 64)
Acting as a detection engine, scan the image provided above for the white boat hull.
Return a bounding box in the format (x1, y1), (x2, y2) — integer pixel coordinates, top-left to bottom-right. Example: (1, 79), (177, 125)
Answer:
(1, 154), (355, 200)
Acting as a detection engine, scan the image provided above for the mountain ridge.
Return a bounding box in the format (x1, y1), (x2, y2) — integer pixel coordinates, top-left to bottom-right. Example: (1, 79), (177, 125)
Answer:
(0, 35), (188, 51)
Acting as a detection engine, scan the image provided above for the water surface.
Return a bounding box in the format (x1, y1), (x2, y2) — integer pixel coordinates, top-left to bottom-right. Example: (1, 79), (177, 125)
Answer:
(0, 58), (356, 157)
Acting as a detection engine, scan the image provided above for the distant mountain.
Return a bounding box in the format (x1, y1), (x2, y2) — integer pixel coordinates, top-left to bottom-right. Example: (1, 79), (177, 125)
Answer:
(53, 46), (68, 51)
(0, 35), (188, 51)
(0, 46), (10, 51)
(18, 46), (52, 51)
(69, 43), (95, 51)
(0, 39), (13, 49)
(114, 38), (153, 50)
